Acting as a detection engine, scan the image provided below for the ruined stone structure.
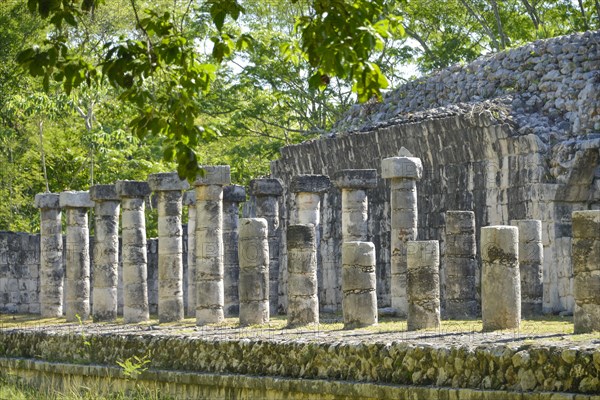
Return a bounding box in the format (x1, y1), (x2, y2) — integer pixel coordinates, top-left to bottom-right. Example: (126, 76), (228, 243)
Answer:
(238, 218), (269, 325)
(511, 219), (544, 316)
(271, 31), (600, 314)
(183, 191), (196, 317)
(407, 240), (441, 330)
(287, 224), (318, 326)
(223, 185), (246, 317)
(341, 241), (377, 328)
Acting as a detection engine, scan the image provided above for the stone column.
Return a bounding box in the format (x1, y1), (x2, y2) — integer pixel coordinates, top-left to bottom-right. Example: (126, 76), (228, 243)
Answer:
(223, 185), (246, 317)
(34, 193), (63, 317)
(194, 165), (231, 325)
(381, 148), (423, 317)
(290, 175), (331, 312)
(333, 170), (378, 242)
(287, 224), (318, 327)
(60, 191), (94, 322)
(511, 219), (543, 317)
(183, 191), (196, 317)
(481, 226), (520, 331)
(116, 180), (151, 323)
(342, 241), (377, 329)
(148, 172), (189, 323)
(249, 178), (283, 315)
(238, 218), (269, 325)
(407, 240), (440, 331)
(89, 185), (120, 322)
(443, 211), (478, 319)
(572, 211), (600, 334)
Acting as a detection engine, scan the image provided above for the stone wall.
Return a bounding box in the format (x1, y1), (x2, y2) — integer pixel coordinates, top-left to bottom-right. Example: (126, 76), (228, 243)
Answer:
(1, 328), (599, 396)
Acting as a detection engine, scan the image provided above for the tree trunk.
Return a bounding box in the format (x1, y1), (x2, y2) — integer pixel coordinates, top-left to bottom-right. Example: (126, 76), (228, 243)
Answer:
(38, 119), (50, 192)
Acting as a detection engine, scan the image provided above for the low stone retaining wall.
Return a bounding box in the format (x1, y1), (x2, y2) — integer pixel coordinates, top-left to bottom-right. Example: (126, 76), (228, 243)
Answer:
(0, 324), (599, 398)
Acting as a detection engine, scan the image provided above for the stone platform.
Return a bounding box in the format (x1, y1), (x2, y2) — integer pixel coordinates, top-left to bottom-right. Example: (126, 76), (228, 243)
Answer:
(0, 315), (599, 399)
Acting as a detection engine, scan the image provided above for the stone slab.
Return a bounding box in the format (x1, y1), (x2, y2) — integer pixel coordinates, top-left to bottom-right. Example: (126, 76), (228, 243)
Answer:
(90, 185), (119, 201)
(116, 180), (151, 198)
(223, 185), (246, 203)
(290, 175), (331, 193)
(148, 172), (190, 191)
(194, 166), (231, 186)
(34, 193), (60, 209)
(59, 191), (94, 208)
(333, 169), (378, 189)
(249, 178), (284, 196)
(381, 156), (423, 180)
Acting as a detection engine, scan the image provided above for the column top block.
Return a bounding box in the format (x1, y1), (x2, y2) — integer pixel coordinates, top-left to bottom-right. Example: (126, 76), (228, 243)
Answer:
(249, 178), (283, 196)
(194, 165), (231, 186)
(239, 217), (268, 237)
(381, 154), (423, 180)
(333, 169), (378, 189)
(59, 191), (94, 208)
(90, 184), (119, 201)
(34, 193), (60, 209)
(115, 180), (151, 198)
(183, 191), (196, 206)
(342, 241), (376, 266)
(148, 172), (190, 191)
(290, 175), (331, 193)
(224, 185), (246, 203)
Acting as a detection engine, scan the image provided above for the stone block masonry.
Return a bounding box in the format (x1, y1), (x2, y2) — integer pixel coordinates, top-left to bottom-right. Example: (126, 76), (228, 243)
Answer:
(287, 224), (318, 326)
(194, 165), (231, 325)
(183, 191), (196, 317)
(60, 191), (94, 322)
(342, 241), (377, 328)
(511, 219), (544, 317)
(443, 211), (478, 319)
(481, 226), (521, 331)
(223, 185), (246, 317)
(238, 218), (269, 325)
(572, 210), (600, 334)
(148, 172), (189, 323)
(34, 193), (62, 317)
(90, 185), (120, 322)
(407, 240), (440, 331)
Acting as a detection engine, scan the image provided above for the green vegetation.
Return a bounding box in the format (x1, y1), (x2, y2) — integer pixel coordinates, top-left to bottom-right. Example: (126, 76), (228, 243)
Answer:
(1, 0), (598, 231)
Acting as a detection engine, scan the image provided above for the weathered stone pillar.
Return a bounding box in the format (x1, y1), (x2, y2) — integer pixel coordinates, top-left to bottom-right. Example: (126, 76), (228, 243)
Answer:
(60, 191), (94, 322)
(34, 193), (63, 317)
(511, 219), (543, 317)
(116, 180), (151, 323)
(342, 241), (377, 328)
(333, 170), (377, 241)
(148, 172), (189, 323)
(287, 224), (318, 326)
(572, 211), (600, 334)
(443, 211), (478, 319)
(290, 175), (331, 313)
(407, 240), (440, 331)
(89, 185), (120, 322)
(481, 226), (520, 331)
(223, 185), (246, 317)
(382, 148), (423, 317)
(238, 218), (269, 325)
(183, 191), (196, 317)
(249, 178), (283, 315)
(194, 165), (231, 325)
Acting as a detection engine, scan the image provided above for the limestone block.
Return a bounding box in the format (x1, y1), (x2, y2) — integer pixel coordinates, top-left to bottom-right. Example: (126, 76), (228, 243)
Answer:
(407, 240), (440, 330)
(89, 185), (119, 201)
(183, 191), (196, 206)
(148, 172), (190, 192)
(342, 241), (377, 329)
(333, 169), (378, 189)
(194, 165), (231, 186)
(249, 178), (283, 196)
(481, 226), (520, 331)
(34, 193), (60, 209)
(290, 175), (331, 193)
(115, 180), (151, 198)
(223, 190), (246, 317)
(224, 185), (246, 203)
(59, 191), (94, 209)
(511, 219), (543, 317)
(64, 207), (91, 322)
(287, 224), (318, 326)
(381, 157), (423, 180)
